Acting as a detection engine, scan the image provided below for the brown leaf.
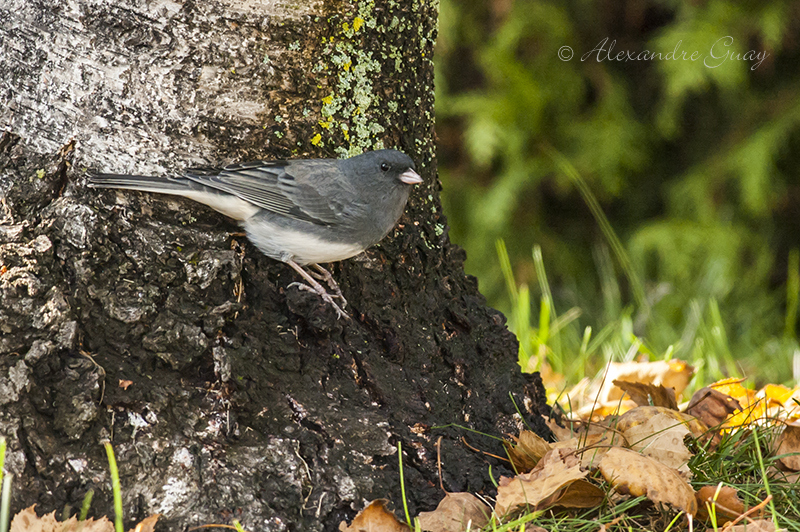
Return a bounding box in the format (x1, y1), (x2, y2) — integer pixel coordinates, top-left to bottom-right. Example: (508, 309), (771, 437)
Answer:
(695, 485), (746, 522)
(339, 500), (408, 532)
(776, 421), (800, 471)
(616, 406), (707, 437)
(524, 525), (548, 532)
(495, 448), (588, 517)
(553, 432), (627, 470)
(686, 386), (741, 429)
(598, 447), (697, 515)
(613, 380), (678, 410)
(547, 416), (619, 441)
(503, 430), (552, 473)
(552, 479), (605, 509)
(621, 412), (693, 474)
(10, 505), (115, 532)
(545, 417), (576, 441)
(417, 492), (490, 532)
(773, 468), (800, 483)
(597, 360), (694, 404)
(128, 514), (160, 532)
(726, 519), (786, 532)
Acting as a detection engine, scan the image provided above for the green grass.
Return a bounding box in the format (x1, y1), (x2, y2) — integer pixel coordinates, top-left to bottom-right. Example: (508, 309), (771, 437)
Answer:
(496, 230), (800, 395)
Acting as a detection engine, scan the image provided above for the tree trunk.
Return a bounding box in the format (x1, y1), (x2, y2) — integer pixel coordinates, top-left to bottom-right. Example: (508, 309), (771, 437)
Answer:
(0, 0), (552, 530)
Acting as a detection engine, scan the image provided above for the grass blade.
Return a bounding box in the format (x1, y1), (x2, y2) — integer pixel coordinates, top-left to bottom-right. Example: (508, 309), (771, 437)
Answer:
(0, 473), (11, 532)
(104, 442), (124, 532)
(398, 441), (412, 527)
(545, 146), (647, 311)
(786, 248), (799, 339)
(79, 489), (94, 521)
(497, 239), (518, 302)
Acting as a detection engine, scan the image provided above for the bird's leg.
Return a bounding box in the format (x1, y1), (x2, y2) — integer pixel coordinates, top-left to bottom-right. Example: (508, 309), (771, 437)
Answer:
(286, 260), (349, 319)
(309, 263), (347, 309)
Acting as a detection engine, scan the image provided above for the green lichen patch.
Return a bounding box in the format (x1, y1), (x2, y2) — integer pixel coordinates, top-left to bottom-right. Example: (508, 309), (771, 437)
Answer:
(305, 0), (437, 158)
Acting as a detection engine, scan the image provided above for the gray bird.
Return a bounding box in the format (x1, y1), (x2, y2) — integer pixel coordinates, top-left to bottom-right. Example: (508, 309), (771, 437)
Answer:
(88, 149), (422, 318)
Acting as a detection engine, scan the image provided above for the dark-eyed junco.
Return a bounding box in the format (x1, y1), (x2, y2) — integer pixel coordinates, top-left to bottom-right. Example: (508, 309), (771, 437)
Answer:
(88, 149), (422, 318)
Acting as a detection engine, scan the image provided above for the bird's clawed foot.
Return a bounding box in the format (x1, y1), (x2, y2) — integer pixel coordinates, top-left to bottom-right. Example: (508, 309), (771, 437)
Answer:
(308, 263), (347, 308)
(287, 261), (350, 320)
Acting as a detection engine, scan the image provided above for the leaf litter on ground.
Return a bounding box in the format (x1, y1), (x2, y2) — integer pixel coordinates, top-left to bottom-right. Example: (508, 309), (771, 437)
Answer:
(339, 358), (800, 531)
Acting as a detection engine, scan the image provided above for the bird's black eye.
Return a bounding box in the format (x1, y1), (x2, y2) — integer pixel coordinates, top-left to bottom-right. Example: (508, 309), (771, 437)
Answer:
(380, 162), (390, 171)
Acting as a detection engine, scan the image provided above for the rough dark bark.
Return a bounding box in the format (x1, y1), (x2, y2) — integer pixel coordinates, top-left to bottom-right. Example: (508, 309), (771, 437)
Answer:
(0, 0), (553, 530)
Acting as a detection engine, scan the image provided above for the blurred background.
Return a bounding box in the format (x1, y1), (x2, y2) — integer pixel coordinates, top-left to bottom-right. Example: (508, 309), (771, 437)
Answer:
(434, 0), (800, 388)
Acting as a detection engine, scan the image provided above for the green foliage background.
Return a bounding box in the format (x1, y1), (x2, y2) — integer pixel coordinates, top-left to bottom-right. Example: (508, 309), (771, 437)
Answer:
(435, 0), (800, 384)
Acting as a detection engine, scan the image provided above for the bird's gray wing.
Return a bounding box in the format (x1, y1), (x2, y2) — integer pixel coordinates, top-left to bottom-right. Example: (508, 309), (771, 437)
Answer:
(184, 161), (346, 225)
(277, 161), (361, 223)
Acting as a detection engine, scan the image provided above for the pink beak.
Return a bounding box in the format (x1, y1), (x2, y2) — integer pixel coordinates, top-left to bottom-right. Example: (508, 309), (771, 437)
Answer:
(400, 169), (422, 185)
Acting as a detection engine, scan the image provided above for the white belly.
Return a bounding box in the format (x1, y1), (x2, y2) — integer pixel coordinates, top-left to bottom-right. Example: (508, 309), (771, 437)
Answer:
(244, 218), (364, 265)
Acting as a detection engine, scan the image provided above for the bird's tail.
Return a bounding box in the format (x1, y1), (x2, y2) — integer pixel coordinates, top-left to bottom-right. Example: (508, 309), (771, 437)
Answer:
(87, 172), (259, 221)
(87, 173), (194, 195)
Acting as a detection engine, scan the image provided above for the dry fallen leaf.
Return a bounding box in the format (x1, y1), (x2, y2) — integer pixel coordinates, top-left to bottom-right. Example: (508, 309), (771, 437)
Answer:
(9, 506), (160, 532)
(598, 447), (697, 516)
(598, 360), (694, 404)
(504, 430), (552, 472)
(775, 421), (800, 471)
(711, 378), (754, 401)
(495, 448), (589, 517)
(613, 379), (678, 410)
(772, 468), (800, 484)
(339, 500), (407, 532)
(616, 406), (706, 437)
(694, 485), (746, 523)
(417, 492), (490, 532)
(129, 514), (160, 532)
(553, 432), (627, 470)
(552, 478), (605, 509)
(762, 383), (795, 406)
(548, 416), (625, 441)
(622, 412), (693, 474)
(10, 506), (114, 532)
(726, 519), (786, 532)
(524, 525), (548, 532)
(686, 386), (742, 429)
(699, 380), (797, 430)
(545, 417), (577, 441)
(566, 360), (694, 419)
(770, 386), (800, 419)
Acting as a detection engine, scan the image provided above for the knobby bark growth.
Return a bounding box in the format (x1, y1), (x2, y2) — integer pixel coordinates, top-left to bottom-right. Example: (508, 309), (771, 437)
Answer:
(0, 0), (552, 529)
